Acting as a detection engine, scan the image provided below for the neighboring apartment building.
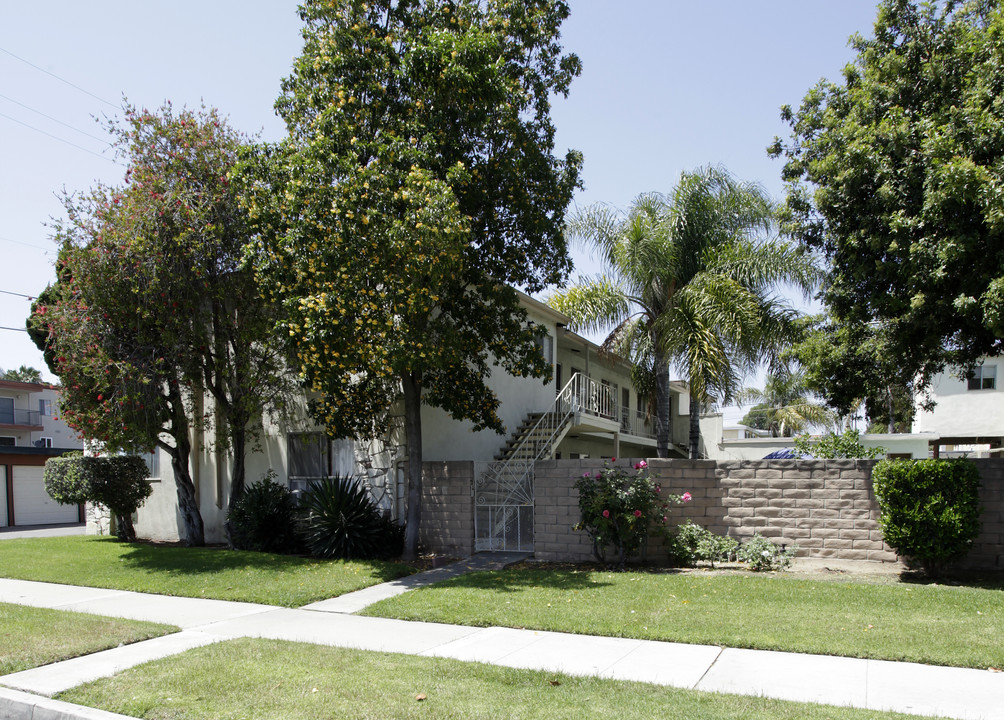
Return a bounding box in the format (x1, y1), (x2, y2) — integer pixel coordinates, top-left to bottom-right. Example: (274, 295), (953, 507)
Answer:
(0, 379), (83, 527)
(124, 293), (695, 546)
(913, 358), (1003, 457)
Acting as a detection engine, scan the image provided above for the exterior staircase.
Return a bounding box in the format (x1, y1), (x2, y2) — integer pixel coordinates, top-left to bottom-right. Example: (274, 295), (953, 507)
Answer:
(473, 373), (606, 552)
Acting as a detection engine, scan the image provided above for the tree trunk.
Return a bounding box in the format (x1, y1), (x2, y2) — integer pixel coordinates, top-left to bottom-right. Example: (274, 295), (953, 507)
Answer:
(689, 393), (701, 460)
(115, 512), (137, 542)
(401, 371), (423, 561)
(654, 354), (671, 458)
(164, 380), (205, 546)
(887, 384), (895, 434)
(229, 426), (247, 510)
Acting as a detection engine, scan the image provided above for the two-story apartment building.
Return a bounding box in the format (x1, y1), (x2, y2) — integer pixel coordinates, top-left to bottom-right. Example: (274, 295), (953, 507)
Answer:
(125, 293), (694, 547)
(913, 358), (1003, 457)
(0, 379), (83, 527)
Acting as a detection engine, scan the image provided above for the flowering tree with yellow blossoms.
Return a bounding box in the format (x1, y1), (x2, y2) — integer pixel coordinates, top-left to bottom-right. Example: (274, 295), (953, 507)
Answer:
(238, 0), (582, 558)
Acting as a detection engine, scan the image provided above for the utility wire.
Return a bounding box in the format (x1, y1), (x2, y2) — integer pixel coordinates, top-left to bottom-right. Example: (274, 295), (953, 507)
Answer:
(0, 111), (120, 165)
(0, 234), (51, 252)
(0, 289), (36, 300)
(0, 92), (108, 143)
(0, 326), (28, 333)
(0, 46), (118, 109)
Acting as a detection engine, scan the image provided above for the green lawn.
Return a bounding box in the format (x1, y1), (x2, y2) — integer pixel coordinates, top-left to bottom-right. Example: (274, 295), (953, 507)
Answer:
(59, 637), (938, 720)
(0, 602), (176, 675)
(362, 567), (1004, 669)
(0, 536), (414, 607)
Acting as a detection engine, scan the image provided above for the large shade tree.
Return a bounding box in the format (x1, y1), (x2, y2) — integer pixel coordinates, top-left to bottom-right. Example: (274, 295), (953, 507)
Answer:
(238, 0), (582, 559)
(549, 166), (819, 459)
(31, 105), (294, 545)
(772, 0), (1004, 390)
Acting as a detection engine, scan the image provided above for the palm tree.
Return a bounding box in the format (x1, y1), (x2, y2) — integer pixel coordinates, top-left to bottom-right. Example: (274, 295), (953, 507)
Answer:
(739, 368), (835, 437)
(549, 166), (819, 459)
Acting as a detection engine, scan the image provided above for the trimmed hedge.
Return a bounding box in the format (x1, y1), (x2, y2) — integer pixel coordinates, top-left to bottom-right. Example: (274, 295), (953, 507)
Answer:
(44, 454), (152, 541)
(872, 458), (982, 575)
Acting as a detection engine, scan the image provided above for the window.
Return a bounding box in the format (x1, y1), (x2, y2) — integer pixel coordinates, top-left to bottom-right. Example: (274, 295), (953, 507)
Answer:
(36, 437), (53, 448)
(533, 331), (553, 366)
(0, 436), (15, 446)
(144, 450), (160, 479)
(288, 432), (328, 481)
(968, 364), (996, 390)
(0, 397), (12, 424)
(39, 399), (52, 416)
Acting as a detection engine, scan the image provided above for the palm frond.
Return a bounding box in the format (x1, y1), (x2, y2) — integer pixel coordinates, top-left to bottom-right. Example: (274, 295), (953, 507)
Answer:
(546, 277), (631, 336)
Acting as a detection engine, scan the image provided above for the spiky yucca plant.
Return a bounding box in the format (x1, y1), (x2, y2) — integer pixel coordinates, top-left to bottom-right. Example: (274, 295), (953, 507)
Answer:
(300, 475), (403, 560)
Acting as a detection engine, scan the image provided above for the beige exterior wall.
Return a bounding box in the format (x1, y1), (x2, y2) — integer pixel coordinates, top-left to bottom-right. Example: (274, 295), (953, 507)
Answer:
(913, 359), (1004, 440)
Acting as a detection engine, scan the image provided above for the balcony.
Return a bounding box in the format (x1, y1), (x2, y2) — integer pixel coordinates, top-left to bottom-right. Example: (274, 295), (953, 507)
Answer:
(0, 407), (42, 429)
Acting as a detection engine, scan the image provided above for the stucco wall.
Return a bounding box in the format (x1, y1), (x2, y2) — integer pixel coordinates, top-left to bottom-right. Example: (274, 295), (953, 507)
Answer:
(913, 360), (1004, 437)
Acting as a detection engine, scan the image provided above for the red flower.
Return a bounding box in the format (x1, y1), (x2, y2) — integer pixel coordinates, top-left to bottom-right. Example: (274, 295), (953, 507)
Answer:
(601, 510), (610, 518)
(633, 509), (642, 517)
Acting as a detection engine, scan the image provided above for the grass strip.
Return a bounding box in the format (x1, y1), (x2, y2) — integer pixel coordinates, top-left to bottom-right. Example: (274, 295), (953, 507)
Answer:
(0, 602), (177, 675)
(0, 536), (414, 607)
(59, 637), (939, 720)
(362, 567), (1004, 669)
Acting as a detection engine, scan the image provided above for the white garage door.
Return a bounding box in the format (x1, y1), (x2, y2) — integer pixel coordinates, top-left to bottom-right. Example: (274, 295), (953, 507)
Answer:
(0, 466), (7, 527)
(13, 466), (79, 526)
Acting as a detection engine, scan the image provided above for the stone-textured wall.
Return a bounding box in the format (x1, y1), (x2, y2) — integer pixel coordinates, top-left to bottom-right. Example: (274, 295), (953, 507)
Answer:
(532, 458), (1004, 569)
(420, 461), (474, 557)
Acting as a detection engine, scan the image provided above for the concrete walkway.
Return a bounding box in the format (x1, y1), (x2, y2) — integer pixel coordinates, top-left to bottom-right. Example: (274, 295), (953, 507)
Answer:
(2, 560), (1003, 720)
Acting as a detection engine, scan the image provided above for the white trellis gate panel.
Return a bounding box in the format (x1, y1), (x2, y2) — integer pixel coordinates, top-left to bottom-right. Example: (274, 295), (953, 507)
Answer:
(474, 460), (533, 552)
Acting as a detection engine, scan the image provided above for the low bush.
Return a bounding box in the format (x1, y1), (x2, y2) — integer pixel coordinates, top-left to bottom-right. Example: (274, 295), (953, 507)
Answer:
(666, 521), (739, 568)
(574, 461), (690, 569)
(44, 453), (152, 541)
(300, 475), (403, 560)
(226, 477), (302, 555)
(872, 458), (982, 576)
(736, 534), (797, 572)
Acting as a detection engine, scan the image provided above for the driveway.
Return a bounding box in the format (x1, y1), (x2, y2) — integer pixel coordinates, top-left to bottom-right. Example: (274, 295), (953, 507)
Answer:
(0, 523), (85, 540)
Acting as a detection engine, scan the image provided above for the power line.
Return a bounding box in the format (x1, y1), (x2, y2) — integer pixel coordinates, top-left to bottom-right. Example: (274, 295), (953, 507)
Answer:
(0, 326), (28, 333)
(0, 92), (109, 143)
(0, 289), (36, 300)
(0, 46), (118, 109)
(0, 111), (120, 165)
(0, 234), (51, 252)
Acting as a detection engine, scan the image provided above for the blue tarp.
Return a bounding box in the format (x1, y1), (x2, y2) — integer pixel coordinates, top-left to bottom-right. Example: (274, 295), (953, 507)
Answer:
(762, 448), (812, 459)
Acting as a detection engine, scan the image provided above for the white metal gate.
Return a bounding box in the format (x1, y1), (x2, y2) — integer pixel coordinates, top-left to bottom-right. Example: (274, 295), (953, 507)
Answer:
(474, 460), (533, 552)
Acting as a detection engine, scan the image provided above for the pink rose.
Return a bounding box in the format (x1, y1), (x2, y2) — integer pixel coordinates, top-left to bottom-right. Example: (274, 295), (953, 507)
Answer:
(602, 509), (610, 518)
(633, 509), (642, 517)
(682, 492), (692, 502)
(634, 460), (648, 470)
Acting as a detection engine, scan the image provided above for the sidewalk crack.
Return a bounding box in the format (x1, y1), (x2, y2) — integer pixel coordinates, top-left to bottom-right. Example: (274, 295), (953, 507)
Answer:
(692, 646), (725, 689)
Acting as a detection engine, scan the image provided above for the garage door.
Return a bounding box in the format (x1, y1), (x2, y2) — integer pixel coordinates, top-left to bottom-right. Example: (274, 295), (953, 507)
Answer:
(0, 466), (7, 527)
(12, 466), (79, 526)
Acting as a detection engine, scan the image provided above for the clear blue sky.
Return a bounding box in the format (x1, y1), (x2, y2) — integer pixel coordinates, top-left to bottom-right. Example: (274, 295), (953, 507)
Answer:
(1, 1), (881, 419)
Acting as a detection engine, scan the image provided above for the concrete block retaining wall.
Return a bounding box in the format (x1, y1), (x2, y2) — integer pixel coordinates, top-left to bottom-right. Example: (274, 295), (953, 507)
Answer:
(421, 458), (1004, 570)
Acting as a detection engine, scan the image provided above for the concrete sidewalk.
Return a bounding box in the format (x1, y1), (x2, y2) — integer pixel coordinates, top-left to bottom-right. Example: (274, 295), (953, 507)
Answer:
(2, 573), (1003, 720)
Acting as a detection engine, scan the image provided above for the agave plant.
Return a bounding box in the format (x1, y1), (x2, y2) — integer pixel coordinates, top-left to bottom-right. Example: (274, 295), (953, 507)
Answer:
(300, 474), (403, 560)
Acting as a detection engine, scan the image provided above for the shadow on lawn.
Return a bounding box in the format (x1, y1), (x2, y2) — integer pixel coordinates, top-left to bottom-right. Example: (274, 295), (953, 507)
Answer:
(899, 568), (1004, 592)
(112, 538), (412, 583)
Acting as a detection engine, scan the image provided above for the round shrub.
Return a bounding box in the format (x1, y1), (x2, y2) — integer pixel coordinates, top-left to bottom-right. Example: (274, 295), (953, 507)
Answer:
(226, 478), (302, 555)
(300, 475), (403, 560)
(44, 453), (152, 541)
(872, 458), (982, 576)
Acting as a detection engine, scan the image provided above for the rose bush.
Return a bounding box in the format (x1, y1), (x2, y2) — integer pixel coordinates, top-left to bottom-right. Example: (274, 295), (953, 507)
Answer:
(573, 461), (690, 569)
